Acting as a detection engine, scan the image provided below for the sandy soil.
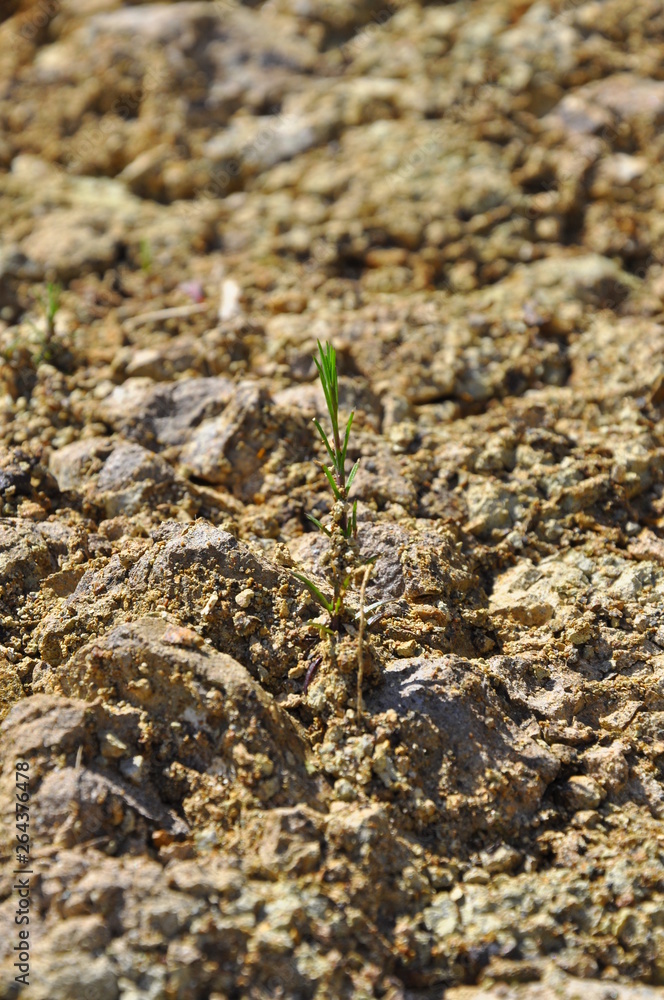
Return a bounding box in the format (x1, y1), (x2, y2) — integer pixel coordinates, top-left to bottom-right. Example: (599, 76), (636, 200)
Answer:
(2, 1), (664, 998)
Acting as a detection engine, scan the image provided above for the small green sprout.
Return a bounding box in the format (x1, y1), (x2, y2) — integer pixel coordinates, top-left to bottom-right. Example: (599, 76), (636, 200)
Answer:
(293, 340), (360, 631)
(42, 281), (62, 344)
(310, 339), (359, 539)
(19, 281), (64, 365)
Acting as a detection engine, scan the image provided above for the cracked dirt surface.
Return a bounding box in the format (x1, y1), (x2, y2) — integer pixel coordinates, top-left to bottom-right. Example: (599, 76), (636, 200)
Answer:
(2, 1), (664, 998)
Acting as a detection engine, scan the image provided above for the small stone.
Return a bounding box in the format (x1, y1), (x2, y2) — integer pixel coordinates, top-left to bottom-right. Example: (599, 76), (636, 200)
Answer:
(99, 731), (128, 759)
(427, 865), (456, 890)
(480, 845), (522, 874)
(555, 949), (599, 978)
(561, 775), (605, 811)
(194, 827), (219, 852)
(372, 740), (399, 787)
(413, 796), (439, 824)
(571, 809), (601, 829)
(119, 755), (146, 785)
(20, 208), (120, 281)
(395, 640), (419, 657)
(162, 625), (203, 648)
(333, 779), (357, 801)
(254, 753), (274, 777)
(463, 866), (490, 885)
(235, 588), (255, 609)
(567, 621), (593, 645)
(613, 908), (646, 949)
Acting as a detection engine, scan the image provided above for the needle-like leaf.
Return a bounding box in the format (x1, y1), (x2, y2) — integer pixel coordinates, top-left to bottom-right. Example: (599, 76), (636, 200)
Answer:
(293, 572), (334, 614)
(341, 411), (354, 469)
(313, 418), (336, 467)
(346, 459), (360, 491)
(321, 464), (342, 499)
(345, 499), (358, 538)
(306, 513), (331, 537)
(315, 340), (339, 437)
(355, 597), (394, 618)
(315, 356), (334, 422)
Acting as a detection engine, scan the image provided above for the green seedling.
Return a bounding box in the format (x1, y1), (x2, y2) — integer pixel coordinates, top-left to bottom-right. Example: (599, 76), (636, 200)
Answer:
(19, 281), (63, 362)
(293, 340), (360, 631)
(310, 339), (359, 537)
(1, 282), (68, 381)
(42, 281), (62, 344)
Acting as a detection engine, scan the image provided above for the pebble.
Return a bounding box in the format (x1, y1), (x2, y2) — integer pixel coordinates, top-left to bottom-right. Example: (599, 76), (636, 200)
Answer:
(561, 776), (605, 812)
(235, 588), (255, 609)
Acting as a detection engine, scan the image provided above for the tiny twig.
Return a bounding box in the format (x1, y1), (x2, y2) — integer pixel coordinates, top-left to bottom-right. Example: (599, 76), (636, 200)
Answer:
(21, 835), (111, 862)
(357, 562), (373, 722)
(303, 654), (322, 694)
(124, 303), (209, 330)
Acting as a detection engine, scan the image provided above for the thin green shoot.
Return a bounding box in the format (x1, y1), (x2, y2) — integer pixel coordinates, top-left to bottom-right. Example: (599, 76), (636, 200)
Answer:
(312, 340), (357, 508)
(293, 572), (335, 616)
(43, 282), (62, 343)
(21, 282), (64, 365)
(305, 513), (331, 538)
(294, 340), (361, 631)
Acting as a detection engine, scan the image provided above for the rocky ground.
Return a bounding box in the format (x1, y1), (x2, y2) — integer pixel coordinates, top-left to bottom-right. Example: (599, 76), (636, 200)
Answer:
(2, 0), (664, 997)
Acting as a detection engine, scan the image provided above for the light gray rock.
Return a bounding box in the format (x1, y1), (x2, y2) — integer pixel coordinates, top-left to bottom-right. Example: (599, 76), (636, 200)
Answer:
(548, 74), (664, 137)
(20, 208), (121, 281)
(49, 436), (113, 492)
(179, 381), (311, 499)
(367, 654), (560, 837)
(100, 377), (234, 447)
(95, 442), (181, 516)
(51, 439), (186, 516)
